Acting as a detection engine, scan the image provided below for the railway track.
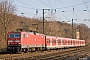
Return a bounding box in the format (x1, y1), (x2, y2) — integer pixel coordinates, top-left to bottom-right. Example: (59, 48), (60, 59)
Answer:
(41, 49), (87, 60)
(0, 47), (90, 60)
(0, 48), (77, 59)
(17, 48), (87, 60)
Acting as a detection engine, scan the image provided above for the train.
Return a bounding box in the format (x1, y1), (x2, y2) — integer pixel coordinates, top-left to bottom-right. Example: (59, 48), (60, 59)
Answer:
(7, 31), (85, 53)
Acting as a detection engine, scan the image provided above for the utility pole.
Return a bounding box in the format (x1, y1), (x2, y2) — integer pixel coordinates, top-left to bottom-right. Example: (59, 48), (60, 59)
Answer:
(42, 9), (50, 34)
(72, 6), (74, 38)
(42, 9), (50, 50)
(72, 19), (73, 38)
(43, 9), (44, 34)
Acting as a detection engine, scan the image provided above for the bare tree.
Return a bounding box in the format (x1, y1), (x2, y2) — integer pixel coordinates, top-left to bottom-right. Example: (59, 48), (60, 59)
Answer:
(0, 0), (16, 47)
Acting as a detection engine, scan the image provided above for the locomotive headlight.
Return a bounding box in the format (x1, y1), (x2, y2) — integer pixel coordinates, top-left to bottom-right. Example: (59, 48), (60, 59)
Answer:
(8, 40), (13, 42)
(8, 43), (10, 44)
(18, 43), (21, 44)
(15, 40), (20, 42)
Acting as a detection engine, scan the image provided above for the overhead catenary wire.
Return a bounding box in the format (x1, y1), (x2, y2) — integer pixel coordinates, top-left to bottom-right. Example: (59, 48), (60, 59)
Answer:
(39, 0), (52, 8)
(17, 6), (35, 9)
(57, 12), (70, 20)
(48, 0), (53, 8)
(82, 0), (90, 14)
(56, 0), (90, 9)
(14, 0), (41, 18)
(58, 0), (79, 18)
(27, 0), (41, 8)
(15, 0), (36, 9)
(15, 10), (35, 17)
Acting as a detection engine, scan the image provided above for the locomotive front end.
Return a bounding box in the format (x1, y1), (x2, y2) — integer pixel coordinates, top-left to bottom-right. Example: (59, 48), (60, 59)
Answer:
(7, 32), (21, 53)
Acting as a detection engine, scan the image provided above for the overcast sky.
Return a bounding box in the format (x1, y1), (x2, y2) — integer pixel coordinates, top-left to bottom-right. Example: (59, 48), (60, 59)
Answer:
(12, 0), (90, 27)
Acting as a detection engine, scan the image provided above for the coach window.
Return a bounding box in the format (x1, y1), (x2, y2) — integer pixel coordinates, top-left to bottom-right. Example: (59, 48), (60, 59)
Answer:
(66, 40), (68, 45)
(52, 40), (56, 43)
(54, 40), (56, 43)
(76, 41), (77, 45)
(83, 42), (84, 45)
(68, 40), (71, 45)
(80, 41), (81, 45)
(70, 40), (71, 45)
(82, 41), (83, 44)
(71, 40), (72, 45)
(47, 40), (50, 43)
(78, 41), (79, 45)
(68, 40), (70, 45)
(79, 41), (80, 45)
(77, 41), (78, 45)
(58, 40), (61, 43)
(62, 40), (64, 44)
(73, 40), (75, 45)
(82, 41), (83, 45)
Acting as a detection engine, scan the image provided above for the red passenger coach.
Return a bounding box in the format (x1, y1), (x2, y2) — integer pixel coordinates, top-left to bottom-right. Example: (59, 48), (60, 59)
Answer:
(46, 36), (57, 49)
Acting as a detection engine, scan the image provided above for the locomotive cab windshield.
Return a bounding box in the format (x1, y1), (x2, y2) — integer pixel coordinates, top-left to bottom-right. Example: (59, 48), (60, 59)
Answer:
(8, 33), (21, 38)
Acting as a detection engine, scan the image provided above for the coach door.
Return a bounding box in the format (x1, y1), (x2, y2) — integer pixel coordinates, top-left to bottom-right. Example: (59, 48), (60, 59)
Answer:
(46, 37), (52, 47)
(52, 38), (56, 46)
(58, 39), (61, 45)
(62, 39), (67, 45)
(73, 40), (75, 46)
(46, 38), (50, 46)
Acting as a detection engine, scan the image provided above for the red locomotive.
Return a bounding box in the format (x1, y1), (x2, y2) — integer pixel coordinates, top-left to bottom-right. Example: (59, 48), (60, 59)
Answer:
(7, 32), (85, 53)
